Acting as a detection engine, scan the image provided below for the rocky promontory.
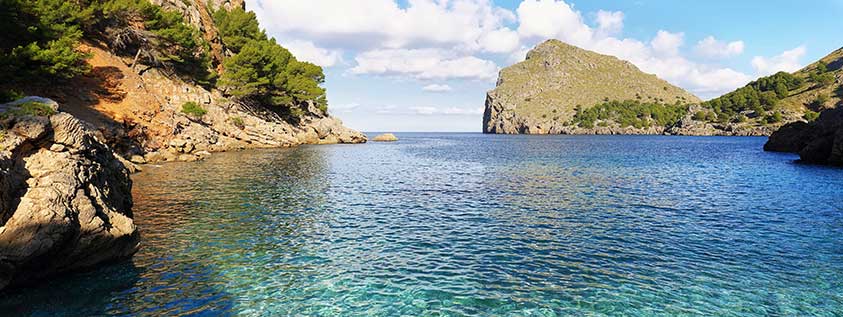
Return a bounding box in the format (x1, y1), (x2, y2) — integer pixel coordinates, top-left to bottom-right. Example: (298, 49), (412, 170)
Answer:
(765, 107), (843, 165)
(0, 99), (139, 291)
(483, 39), (701, 134)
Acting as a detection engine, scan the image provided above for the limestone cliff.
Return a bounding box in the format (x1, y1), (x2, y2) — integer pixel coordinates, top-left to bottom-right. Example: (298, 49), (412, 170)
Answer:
(0, 98), (139, 291)
(483, 40), (701, 134)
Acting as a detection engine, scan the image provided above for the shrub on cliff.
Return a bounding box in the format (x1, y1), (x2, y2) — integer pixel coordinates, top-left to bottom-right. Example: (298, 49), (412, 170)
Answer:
(219, 39), (327, 113)
(181, 101), (207, 117)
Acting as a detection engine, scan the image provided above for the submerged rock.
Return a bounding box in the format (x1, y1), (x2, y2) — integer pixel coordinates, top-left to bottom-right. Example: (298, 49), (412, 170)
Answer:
(372, 133), (398, 142)
(0, 103), (139, 291)
(765, 107), (843, 165)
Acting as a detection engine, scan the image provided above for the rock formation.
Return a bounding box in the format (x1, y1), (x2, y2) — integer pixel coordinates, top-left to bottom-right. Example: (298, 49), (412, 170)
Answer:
(483, 39), (701, 134)
(372, 133), (398, 142)
(0, 99), (139, 291)
(765, 107), (843, 165)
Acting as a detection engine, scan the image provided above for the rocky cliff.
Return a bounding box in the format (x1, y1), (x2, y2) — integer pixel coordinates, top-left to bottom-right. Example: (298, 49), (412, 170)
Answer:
(6, 0), (366, 164)
(483, 40), (701, 134)
(0, 98), (139, 291)
(765, 107), (843, 165)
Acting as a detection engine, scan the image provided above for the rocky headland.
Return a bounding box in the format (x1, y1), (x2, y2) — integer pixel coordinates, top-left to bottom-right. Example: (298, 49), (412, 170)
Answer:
(765, 107), (843, 165)
(0, 99), (139, 291)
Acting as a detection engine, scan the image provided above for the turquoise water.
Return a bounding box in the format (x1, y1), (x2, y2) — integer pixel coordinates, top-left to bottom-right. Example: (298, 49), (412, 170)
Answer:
(3, 134), (843, 316)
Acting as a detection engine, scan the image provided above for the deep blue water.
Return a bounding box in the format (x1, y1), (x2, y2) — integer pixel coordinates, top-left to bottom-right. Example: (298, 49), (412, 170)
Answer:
(2, 134), (843, 316)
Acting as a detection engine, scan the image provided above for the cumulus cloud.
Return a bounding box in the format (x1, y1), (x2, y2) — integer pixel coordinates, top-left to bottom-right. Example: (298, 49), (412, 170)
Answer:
(411, 106), (484, 115)
(694, 36), (745, 59)
(751, 46), (807, 75)
(349, 49), (499, 81)
(250, 0), (773, 97)
(516, 0), (592, 46)
(650, 30), (684, 56)
(249, 0), (515, 51)
(595, 10), (624, 37)
(479, 27), (521, 53)
(422, 84), (454, 93)
(282, 40), (342, 67)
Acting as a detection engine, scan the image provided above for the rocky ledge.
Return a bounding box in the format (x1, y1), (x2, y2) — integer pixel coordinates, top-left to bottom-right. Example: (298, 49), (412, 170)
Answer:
(765, 107), (843, 165)
(0, 99), (139, 291)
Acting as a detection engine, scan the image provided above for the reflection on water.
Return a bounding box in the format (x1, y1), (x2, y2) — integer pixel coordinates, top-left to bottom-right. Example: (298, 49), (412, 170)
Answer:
(2, 134), (843, 316)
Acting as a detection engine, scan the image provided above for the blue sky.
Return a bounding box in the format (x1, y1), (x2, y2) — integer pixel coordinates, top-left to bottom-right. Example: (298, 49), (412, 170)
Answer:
(246, 0), (843, 132)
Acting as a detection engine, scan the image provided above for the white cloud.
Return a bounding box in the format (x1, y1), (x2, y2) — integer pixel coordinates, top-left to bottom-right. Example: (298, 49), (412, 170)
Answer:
(650, 30), (684, 56)
(694, 36), (744, 59)
(751, 46), (806, 75)
(479, 27), (520, 53)
(250, 0), (515, 51)
(516, 0), (593, 46)
(595, 10), (623, 37)
(249, 0), (779, 98)
(411, 106), (484, 115)
(282, 40), (342, 67)
(349, 49), (499, 81)
(422, 84), (453, 93)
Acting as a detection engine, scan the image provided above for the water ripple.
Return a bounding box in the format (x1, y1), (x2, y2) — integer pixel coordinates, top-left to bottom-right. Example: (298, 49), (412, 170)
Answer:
(2, 134), (843, 316)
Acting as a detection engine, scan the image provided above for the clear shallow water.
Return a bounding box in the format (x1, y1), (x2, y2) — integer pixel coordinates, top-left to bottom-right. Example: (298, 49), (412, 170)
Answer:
(3, 134), (843, 316)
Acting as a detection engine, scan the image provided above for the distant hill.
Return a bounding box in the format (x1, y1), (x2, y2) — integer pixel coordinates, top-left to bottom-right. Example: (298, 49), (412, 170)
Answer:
(781, 47), (843, 112)
(701, 46), (843, 126)
(483, 39), (701, 134)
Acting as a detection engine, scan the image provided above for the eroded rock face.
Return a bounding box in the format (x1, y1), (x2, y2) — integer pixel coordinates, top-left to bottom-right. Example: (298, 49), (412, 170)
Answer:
(765, 107), (843, 165)
(0, 109), (139, 291)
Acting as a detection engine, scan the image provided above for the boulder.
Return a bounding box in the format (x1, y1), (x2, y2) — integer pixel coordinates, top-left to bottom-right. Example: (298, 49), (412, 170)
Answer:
(0, 111), (139, 291)
(373, 133), (398, 142)
(765, 107), (843, 165)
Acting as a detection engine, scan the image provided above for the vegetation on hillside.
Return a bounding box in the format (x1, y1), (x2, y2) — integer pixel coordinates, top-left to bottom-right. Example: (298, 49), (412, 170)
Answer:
(0, 0), (93, 81)
(0, 0), (213, 83)
(215, 8), (327, 112)
(1, 1), (329, 116)
(571, 100), (688, 129)
(700, 72), (801, 123)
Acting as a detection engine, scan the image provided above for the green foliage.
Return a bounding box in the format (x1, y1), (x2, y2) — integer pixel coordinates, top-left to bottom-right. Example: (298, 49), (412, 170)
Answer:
(213, 7), (265, 53)
(572, 100), (688, 129)
(816, 61), (828, 74)
(702, 71), (803, 122)
(1, 0), (214, 83)
(803, 110), (820, 122)
(0, 90), (25, 103)
(92, 0), (214, 82)
(229, 116), (245, 129)
(811, 94), (830, 109)
(181, 101), (207, 117)
(0, 101), (57, 120)
(810, 73), (835, 87)
(0, 0), (93, 82)
(220, 38), (326, 110)
(766, 112), (783, 124)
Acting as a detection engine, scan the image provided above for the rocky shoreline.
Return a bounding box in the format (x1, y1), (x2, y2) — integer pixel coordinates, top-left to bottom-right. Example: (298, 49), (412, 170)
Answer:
(765, 107), (843, 165)
(0, 100), (139, 291)
(484, 97), (775, 136)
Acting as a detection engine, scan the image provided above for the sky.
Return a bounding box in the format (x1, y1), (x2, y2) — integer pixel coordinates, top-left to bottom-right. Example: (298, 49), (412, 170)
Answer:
(245, 0), (843, 132)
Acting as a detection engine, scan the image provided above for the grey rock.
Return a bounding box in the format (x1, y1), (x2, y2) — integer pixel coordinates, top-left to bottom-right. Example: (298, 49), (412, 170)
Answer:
(0, 112), (139, 291)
